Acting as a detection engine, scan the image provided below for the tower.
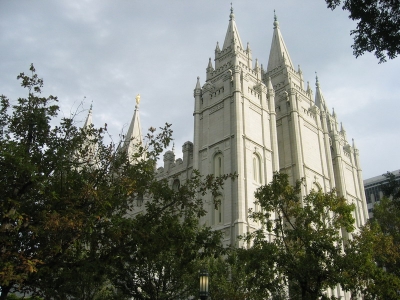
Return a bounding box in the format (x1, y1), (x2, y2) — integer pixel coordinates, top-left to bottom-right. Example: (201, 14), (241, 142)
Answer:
(193, 9), (368, 246)
(194, 8), (280, 246)
(131, 8), (368, 247)
(264, 13), (368, 227)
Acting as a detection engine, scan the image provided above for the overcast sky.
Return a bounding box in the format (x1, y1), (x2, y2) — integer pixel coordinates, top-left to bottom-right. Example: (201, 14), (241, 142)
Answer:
(1, 0), (399, 179)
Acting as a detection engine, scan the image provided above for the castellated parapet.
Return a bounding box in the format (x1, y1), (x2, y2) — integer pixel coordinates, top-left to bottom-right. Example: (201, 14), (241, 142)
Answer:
(156, 141), (194, 188)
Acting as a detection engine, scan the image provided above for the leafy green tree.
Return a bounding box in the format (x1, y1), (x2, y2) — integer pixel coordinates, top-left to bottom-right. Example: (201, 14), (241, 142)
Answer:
(244, 172), (355, 300)
(325, 0), (400, 63)
(207, 248), (286, 300)
(371, 171), (400, 280)
(340, 222), (400, 299)
(107, 171), (230, 300)
(0, 65), (231, 300)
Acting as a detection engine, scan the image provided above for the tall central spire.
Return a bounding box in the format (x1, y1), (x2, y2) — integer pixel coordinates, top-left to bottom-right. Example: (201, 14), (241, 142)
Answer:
(267, 12), (294, 72)
(222, 6), (244, 50)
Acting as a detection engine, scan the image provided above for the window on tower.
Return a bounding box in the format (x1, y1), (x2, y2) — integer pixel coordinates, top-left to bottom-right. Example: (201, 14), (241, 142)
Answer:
(253, 154), (262, 184)
(214, 153), (223, 177)
(214, 195), (223, 225)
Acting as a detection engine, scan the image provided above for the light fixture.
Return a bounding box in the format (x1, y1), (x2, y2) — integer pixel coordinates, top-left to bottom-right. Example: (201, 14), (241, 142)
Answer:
(199, 269), (209, 300)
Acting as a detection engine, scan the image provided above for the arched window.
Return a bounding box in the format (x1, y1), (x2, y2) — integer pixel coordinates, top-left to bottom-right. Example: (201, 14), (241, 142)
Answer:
(253, 154), (262, 183)
(213, 196), (223, 225)
(214, 153), (223, 177)
(172, 179), (180, 191)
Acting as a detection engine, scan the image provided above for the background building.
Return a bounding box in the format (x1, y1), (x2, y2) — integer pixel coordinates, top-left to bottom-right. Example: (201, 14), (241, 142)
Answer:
(364, 169), (400, 218)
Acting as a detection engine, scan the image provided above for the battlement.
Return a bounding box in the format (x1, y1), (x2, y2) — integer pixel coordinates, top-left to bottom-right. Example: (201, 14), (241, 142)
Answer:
(157, 141), (194, 179)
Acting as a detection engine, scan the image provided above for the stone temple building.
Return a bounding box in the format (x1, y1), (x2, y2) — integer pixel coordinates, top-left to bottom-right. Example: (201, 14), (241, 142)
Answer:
(117, 9), (368, 248)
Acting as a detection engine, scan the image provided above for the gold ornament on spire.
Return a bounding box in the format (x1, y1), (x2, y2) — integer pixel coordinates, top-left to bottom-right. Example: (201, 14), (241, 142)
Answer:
(135, 94), (141, 105)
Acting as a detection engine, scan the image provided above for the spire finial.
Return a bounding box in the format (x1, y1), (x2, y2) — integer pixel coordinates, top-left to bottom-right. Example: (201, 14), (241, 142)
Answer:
(230, 3), (234, 20)
(135, 94), (141, 106)
(315, 72), (320, 87)
(172, 143), (175, 153)
(273, 10), (279, 28)
(89, 100), (93, 111)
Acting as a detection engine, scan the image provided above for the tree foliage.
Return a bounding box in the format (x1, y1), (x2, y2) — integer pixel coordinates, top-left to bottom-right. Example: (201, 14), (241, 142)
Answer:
(370, 171), (400, 281)
(0, 65), (231, 299)
(325, 0), (400, 62)
(341, 222), (400, 299)
(244, 172), (355, 300)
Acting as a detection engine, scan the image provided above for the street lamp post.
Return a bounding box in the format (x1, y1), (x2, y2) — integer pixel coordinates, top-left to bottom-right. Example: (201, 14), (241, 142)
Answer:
(199, 269), (209, 300)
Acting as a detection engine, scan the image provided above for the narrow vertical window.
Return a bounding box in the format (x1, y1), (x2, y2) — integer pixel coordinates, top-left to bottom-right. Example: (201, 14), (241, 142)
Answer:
(214, 196), (223, 225)
(253, 154), (262, 184)
(172, 179), (180, 191)
(214, 153), (223, 177)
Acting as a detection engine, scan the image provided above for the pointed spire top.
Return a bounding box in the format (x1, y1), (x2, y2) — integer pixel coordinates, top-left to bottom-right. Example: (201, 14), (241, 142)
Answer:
(315, 72), (320, 88)
(352, 138), (356, 148)
(273, 10), (279, 29)
(340, 122), (345, 132)
(215, 41), (220, 52)
(267, 76), (274, 91)
(255, 58), (260, 69)
(332, 107), (336, 118)
(195, 76), (201, 90)
(84, 103), (93, 129)
(124, 95), (143, 156)
(207, 57), (213, 69)
(315, 74), (327, 111)
(172, 142), (175, 153)
(222, 4), (243, 50)
(267, 11), (294, 72)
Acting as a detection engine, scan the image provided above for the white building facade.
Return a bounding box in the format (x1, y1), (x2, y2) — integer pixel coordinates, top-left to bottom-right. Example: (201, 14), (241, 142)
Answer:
(128, 9), (368, 247)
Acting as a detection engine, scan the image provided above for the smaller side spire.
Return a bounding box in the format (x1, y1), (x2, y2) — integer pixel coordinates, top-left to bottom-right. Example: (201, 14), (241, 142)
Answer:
(267, 76), (274, 91)
(215, 41), (221, 53)
(206, 58), (214, 81)
(207, 57), (214, 71)
(195, 76), (201, 90)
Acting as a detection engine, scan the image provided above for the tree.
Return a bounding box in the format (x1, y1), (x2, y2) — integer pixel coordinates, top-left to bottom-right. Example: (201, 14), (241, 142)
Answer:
(244, 172), (355, 300)
(206, 247), (287, 300)
(340, 222), (400, 299)
(325, 0), (400, 63)
(0, 65), (231, 299)
(371, 171), (400, 279)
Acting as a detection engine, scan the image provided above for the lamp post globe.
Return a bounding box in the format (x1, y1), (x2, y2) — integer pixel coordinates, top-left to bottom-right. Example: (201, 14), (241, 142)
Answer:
(199, 269), (209, 300)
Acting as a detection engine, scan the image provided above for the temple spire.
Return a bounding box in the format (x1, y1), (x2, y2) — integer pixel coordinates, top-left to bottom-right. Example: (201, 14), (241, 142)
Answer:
(267, 11), (294, 72)
(124, 94), (143, 158)
(314, 73), (328, 112)
(222, 5), (244, 50)
(83, 102), (93, 129)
